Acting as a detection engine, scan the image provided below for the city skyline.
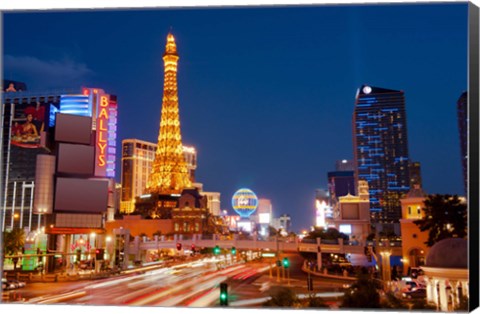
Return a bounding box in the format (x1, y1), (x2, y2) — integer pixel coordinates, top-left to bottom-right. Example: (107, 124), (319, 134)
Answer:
(2, 3), (468, 231)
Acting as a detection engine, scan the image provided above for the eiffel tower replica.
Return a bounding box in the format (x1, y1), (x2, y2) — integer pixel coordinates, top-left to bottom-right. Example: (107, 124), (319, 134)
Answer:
(146, 32), (192, 194)
(135, 33), (195, 219)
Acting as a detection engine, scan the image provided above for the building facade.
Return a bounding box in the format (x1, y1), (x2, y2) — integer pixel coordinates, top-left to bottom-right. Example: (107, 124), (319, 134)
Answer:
(335, 159), (355, 171)
(408, 161), (423, 189)
(353, 85), (410, 229)
(1, 87), (117, 233)
(457, 91), (467, 196)
(1, 86), (118, 272)
(120, 138), (198, 214)
(331, 180), (371, 243)
(399, 184), (428, 272)
(120, 139), (157, 214)
(327, 171), (355, 201)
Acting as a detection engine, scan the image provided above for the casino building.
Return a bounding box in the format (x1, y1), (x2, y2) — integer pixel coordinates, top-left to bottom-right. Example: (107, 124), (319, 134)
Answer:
(352, 85), (410, 233)
(1, 86), (118, 271)
(120, 138), (198, 214)
(122, 33), (223, 236)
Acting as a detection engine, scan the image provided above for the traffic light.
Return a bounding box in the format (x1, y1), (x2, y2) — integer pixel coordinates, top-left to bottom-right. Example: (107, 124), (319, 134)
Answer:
(95, 248), (105, 260)
(276, 260), (282, 267)
(219, 283), (228, 306)
(231, 247), (236, 255)
(214, 245), (220, 255)
(176, 243), (182, 251)
(282, 257), (290, 268)
(191, 244), (196, 251)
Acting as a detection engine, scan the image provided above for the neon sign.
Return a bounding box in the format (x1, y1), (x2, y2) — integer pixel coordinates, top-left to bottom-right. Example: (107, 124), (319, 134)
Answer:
(96, 95), (109, 168)
(94, 93), (117, 178)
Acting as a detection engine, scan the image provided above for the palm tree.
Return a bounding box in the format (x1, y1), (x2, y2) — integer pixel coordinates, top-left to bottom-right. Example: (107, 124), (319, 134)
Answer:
(413, 194), (467, 247)
(3, 228), (25, 271)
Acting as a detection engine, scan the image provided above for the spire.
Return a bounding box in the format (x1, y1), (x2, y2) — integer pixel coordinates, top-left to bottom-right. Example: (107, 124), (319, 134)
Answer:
(164, 32), (178, 56)
(146, 33), (192, 194)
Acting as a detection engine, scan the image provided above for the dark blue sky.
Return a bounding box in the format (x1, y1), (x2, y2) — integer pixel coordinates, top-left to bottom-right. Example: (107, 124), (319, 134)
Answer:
(3, 3), (468, 232)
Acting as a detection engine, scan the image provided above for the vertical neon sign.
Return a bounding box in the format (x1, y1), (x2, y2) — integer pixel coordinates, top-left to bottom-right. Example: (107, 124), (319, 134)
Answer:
(95, 95), (109, 176)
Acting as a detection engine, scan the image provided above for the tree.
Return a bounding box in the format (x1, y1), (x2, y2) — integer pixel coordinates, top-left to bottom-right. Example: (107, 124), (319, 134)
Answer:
(307, 297), (329, 308)
(263, 287), (301, 308)
(381, 292), (407, 309)
(304, 227), (348, 241)
(413, 194), (467, 247)
(341, 276), (382, 309)
(3, 228), (25, 272)
(268, 226), (279, 237)
(3, 228), (25, 255)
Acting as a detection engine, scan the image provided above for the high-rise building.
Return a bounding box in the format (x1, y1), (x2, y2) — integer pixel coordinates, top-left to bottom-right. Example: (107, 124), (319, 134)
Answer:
(328, 171), (355, 200)
(120, 139), (157, 214)
(120, 138), (197, 214)
(257, 198), (273, 224)
(202, 191), (221, 216)
(146, 33), (192, 195)
(457, 91), (467, 196)
(408, 161), (422, 189)
(1, 87), (117, 232)
(353, 85), (410, 228)
(335, 159), (355, 171)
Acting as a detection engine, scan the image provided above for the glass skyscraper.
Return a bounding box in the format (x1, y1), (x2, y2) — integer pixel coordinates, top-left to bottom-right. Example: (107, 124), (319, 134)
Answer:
(353, 85), (410, 227)
(457, 91), (467, 196)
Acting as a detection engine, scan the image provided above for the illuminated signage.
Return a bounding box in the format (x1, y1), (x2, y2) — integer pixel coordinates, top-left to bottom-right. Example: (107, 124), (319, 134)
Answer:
(96, 95), (109, 173)
(258, 213), (271, 224)
(94, 90), (117, 178)
(339, 224), (352, 234)
(316, 200), (327, 228)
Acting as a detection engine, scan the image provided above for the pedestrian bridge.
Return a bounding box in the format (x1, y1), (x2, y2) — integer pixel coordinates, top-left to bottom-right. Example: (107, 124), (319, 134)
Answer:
(126, 235), (403, 260)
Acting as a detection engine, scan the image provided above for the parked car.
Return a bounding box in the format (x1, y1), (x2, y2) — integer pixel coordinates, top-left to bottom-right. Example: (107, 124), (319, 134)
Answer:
(402, 288), (427, 299)
(8, 279), (26, 288)
(410, 267), (425, 279)
(1, 278), (18, 290)
(400, 279), (426, 292)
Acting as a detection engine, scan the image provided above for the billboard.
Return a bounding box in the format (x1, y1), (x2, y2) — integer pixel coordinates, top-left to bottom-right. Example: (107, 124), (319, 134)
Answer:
(54, 177), (108, 213)
(10, 103), (49, 148)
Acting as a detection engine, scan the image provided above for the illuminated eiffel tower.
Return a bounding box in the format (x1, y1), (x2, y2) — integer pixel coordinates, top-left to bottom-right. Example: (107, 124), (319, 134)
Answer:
(146, 33), (192, 194)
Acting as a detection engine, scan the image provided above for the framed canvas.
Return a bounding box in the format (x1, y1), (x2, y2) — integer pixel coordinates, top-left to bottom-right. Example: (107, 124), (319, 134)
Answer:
(0, 1), (478, 314)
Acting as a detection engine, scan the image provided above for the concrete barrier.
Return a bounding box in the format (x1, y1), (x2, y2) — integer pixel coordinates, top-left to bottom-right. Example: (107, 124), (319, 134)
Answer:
(302, 265), (357, 282)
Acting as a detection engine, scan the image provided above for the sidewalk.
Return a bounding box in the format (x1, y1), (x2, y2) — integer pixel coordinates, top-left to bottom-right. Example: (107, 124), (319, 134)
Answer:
(5, 269), (119, 283)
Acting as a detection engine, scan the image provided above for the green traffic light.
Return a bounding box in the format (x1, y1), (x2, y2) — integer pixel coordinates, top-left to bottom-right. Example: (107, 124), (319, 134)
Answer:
(282, 257), (290, 268)
(220, 292), (227, 300)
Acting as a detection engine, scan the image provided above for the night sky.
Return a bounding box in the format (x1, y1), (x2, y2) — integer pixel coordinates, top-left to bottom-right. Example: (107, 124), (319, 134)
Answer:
(3, 3), (468, 232)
